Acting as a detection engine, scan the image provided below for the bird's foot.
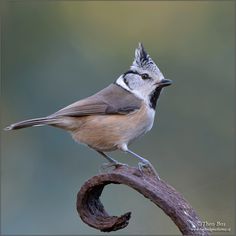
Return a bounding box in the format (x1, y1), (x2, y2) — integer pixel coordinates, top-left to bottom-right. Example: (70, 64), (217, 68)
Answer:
(99, 161), (128, 173)
(138, 160), (160, 180)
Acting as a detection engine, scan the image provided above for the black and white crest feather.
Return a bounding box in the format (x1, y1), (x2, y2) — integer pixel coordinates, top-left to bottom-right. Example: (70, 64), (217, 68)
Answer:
(131, 43), (161, 75)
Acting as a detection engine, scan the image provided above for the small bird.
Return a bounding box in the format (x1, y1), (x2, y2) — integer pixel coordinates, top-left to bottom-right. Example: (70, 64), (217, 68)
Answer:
(5, 43), (172, 171)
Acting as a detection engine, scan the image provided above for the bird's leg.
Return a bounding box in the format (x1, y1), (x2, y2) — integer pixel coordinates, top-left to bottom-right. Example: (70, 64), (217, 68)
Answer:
(97, 150), (118, 163)
(125, 149), (160, 180)
(96, 151), (127, 172)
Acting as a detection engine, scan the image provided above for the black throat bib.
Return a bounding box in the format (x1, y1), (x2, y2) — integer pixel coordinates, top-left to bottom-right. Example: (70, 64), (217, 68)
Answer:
(149, 87), (163, 109)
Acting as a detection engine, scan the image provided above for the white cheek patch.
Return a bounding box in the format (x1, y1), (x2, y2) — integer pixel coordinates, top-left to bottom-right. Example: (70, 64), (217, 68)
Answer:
(115, 73), (159, 106)
(132, 86), (152, 105)
(116, 76), (149, 104)
(128, 75), (143, 89)
(115, 75), (132, 92)
(125, 74), (150, 102)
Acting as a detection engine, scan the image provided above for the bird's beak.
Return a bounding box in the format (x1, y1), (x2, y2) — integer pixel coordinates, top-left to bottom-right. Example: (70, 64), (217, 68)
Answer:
(159, 79), (172, 87)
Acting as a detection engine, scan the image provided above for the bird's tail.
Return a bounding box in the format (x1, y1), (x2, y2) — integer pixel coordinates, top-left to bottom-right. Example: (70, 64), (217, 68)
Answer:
(4, 117), (58, 131)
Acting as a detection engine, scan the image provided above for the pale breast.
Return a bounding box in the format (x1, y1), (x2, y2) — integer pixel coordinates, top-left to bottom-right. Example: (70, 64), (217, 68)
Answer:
(71, 102), (155, 152)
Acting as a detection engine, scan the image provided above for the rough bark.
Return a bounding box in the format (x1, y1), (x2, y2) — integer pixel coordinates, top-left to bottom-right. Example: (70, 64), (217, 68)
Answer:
(76, 164), (209, 235)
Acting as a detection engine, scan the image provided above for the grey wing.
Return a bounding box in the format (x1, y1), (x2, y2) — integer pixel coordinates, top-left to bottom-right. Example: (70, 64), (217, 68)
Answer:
(50, 84), (142, 118)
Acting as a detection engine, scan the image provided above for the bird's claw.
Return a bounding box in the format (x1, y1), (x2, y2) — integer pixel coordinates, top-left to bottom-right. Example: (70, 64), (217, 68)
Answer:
(138, 160), (150, 172)
(99, 161), (128, 173)
(138, 161), (160, 180)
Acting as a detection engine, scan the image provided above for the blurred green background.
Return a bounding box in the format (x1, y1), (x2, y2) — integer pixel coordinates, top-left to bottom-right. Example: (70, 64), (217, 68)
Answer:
(1, 1), (235, 235)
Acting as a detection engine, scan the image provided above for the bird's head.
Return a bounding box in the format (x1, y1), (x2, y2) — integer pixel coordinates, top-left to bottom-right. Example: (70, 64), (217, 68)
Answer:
(116, 43), (172, 109)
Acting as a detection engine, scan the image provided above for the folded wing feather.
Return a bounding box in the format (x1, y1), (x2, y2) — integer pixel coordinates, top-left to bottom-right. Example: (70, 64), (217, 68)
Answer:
(50, 84), (142, 118)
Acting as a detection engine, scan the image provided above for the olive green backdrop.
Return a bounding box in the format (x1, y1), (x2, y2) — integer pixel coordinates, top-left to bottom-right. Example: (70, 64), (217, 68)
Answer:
(1, 1), (235, 235)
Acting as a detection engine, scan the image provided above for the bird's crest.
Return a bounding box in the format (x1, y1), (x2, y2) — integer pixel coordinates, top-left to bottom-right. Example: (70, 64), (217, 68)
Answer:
(131, 43), (161, 75)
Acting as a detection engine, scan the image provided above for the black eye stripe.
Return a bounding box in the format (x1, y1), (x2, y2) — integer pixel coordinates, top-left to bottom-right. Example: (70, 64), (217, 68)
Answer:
(124, 70), (140, 76)
(124, 70), (151, 80)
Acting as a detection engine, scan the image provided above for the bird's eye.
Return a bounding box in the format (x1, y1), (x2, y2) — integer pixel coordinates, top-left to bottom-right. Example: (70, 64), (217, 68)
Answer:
(141, 73), (150, 80)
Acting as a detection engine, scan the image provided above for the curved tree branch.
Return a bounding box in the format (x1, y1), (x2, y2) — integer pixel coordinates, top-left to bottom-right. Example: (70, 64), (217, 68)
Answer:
(77, 164), (209, 235)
